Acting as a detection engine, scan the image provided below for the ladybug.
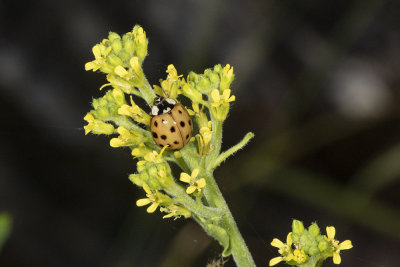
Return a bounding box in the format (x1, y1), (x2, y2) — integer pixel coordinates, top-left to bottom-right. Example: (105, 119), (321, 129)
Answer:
(150, 96), (193, 151)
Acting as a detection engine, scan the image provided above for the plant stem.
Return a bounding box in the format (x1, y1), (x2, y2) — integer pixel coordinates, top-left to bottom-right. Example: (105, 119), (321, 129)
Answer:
(204, 171), (256, 267)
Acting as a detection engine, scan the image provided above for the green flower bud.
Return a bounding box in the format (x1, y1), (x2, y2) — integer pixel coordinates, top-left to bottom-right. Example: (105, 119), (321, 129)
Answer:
(188, 71), (199, 83)
(124, 39), (135, 54)
(182, 83), (203, 103)
(213, 64), (222, 73)
(197, 76), (211, 93)
(309, 246), (320, 256)
(108, 32), (120, 41)
(291, 233), (300, 243)
(118, 50), (130, 62)
(209, 73), (220, 88)
(111, 39), (122, 54)
(129, 174), (143, 186)
(318, 240), (329, 252)
(100, 65), (114, 74)
(292, 220), (305, 234)
(107, 53), (124, 67)
(309, 223), (320, 237)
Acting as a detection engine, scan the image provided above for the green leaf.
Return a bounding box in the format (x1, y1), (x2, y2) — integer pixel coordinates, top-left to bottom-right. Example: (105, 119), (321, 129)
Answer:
(205, 223), (232, 257)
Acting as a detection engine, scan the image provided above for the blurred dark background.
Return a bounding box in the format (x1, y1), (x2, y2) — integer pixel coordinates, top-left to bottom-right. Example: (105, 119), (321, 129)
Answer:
(1, 0), (400, 266)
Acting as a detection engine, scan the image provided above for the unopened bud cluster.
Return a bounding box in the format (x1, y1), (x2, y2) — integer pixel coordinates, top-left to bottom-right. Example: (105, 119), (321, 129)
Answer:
(269, 220), (353, 266)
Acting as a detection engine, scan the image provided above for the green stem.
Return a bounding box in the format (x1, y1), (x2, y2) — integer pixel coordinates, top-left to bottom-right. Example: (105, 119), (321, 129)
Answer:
(166, 183), (220, 219)
(204, 171), (256, 267)
(112, 115), (150, 137)
(214, 132), (255, 169)
(138, 75), (156, 105)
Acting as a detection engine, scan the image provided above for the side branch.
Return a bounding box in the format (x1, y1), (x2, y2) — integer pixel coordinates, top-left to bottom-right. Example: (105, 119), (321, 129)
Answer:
(213, 132), (254, 169)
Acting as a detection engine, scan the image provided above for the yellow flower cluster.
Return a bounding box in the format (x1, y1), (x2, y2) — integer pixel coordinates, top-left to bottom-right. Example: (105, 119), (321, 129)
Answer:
(269, 220), (353, 266)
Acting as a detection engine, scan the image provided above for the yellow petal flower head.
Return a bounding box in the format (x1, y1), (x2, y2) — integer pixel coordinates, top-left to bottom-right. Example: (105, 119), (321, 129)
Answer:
(293, 249), (307, 264)
(137, 146), (168, 166)
(136, 183), (161, 213)
(166, 64), (183, 82)
(154, 64), (184, 99)
(118, 96), (151, 125)
(160, 204), (191, 219)
(109, 126), (142, 148)
(83, 113), (115, 135)
(269, 232), (294, 266)
(131, 143), (152, 158)
(85, 44), (111, 71)
(324, 226), (353, 264)
(180, 168), (206, 194)
(211, 89), (235, 108)
(187, 102), (201, 116)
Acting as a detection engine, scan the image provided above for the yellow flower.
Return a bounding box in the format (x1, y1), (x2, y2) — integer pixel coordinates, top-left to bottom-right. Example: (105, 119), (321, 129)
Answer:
(200, 121), (213, 146)
(160, 204), (191, 219)
(85, 44), (111, 71)
(269, 233), (294, 266)
(211, 89), (235, 107)
(196, 121), (213, 156)
(114, 65), (130, 79)
(136, 183), (161, 213)
(325, 226), (353, 264)
(83, 113), (114, 135)
(187, 103), (201, 116)
(137, 146), (168, 166)
(132, 143), (151, 158)
(180, 168), (206, 194)
(293, 249), (307, 264)
(166, 64), (182, 82)
(109, 126), (141, 147)
(118, 96), (151, 125)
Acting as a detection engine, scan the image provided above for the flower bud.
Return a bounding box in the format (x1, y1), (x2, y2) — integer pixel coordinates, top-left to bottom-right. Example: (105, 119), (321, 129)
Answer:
(292, 220), (305, 234)
(107, 53), (124, 67)
(129, 173), (143, 186)
(318, 240), (329, 252)
(111, 39), (122, 54)
(124, 39), (135, 54)
(309, 223), (320, 237)
(308, 246), (320, 256)
(108, 32), (120, 41)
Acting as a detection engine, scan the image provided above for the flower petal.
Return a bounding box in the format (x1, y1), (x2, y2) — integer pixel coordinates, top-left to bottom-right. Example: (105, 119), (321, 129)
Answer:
(286, 232), (292, 246)
(147, 202), (159, 213)
(197, 178), (206, 189)
(326, 226), (336, 240)
(271, 238), (284, 248)
(211, 89), (221, 102)
(180, 173), (192, 183)
(269, 256), (283, 266)
(142, 183), (152, 194)
(338, 240), (353, 250)
(136, 198), (151, 207)
(191, 168), (200, 178)
(186, 185), (196, 194)
(333, 252), (341, 264)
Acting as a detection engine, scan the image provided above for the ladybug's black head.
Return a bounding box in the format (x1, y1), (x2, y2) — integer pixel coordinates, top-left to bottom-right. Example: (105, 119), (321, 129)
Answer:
(151, 96), (177, 116)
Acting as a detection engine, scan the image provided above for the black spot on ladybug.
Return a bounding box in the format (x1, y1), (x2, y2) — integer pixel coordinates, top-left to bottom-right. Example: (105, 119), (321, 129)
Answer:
(174, 141), (179, 144)
(154, 121), (158, 127)
(159, 144), (163, 147)
(180, 121), (185, 127)
(188, 120), (192, 126)
(170, 126), (175, 133)
(168, 143), (172, 147)
(161, 135), (167, 140)
(186, 134), (189, 139)
(152, 132), (158, 139)
(178, 109), (182, 114)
